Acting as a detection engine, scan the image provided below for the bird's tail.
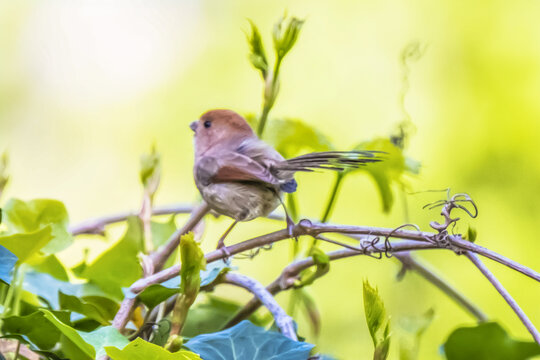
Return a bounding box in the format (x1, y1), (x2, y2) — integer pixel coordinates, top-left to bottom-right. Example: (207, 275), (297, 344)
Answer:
(274, 151), (383, 173)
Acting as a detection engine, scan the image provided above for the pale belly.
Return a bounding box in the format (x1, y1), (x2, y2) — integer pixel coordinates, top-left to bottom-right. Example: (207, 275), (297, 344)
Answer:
(199, 182), (281, 221)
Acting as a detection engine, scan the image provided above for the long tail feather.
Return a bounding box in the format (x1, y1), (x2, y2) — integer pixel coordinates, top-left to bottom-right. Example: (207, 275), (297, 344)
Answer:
(274, 151), (383, 173)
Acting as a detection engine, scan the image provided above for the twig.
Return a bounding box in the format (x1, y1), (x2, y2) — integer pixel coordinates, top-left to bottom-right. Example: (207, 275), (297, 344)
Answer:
(394, 252), (487, 322)
(112, 203), (210, 331)
(69, 203), (284, 236)
(112, 297), (137, 330)
(149, 202), (211, 272)
(465, 252), (540, 344)
(224, 242), (433, 328)
(223, 273), (297, 340)
(130, 220), (540, 293)
(69, 203), (195, 235)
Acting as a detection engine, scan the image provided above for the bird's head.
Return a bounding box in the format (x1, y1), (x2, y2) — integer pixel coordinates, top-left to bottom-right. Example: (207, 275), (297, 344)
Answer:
(191, 109), (255, 156)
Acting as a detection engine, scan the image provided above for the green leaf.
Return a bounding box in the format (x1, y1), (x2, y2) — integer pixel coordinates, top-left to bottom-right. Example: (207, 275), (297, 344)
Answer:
(79, 326), (129, 359)
(246, 20), (268, 78)
(2, 198), (73, 254)
(0, 151), (9, 200)
(106, 337), (201, 360)
(1, 310), (69, 350)
(464, 226), (477, 243)
(59, 292), (119, 325)
(353, 138), (408, 213)
(297, 247), (330, 287)
(182, 295), (267, 338)
(82, 216), (143, 299)
(0, 226), (54, 263)
(137, 259), (229, 309)
(399, 309), (434, 360)
(0, 244), (17, 284)
(140, 146), (161, 196)
(273, 15), (304, 60)
(185, 320), (314, 360)
(363, 280), (391, 360)
(39, 309), (95, 359)
(179, 233), (206, 296)
(444, 322), (540, 360)
(23, 269), (112, 309)
(264, 118), (334, 158)
(29, 254), (69, 281)
(167, 233), (206, 347)
(151, 216), (177, 248)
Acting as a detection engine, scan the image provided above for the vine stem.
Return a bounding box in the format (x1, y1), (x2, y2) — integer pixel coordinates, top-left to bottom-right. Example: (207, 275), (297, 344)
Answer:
(223, 273), (297, 340)
(465, 252), (540, 344)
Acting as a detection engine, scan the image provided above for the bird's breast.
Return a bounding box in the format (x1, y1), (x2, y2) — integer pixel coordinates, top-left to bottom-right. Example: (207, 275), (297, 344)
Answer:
(199, 182), (280, 221)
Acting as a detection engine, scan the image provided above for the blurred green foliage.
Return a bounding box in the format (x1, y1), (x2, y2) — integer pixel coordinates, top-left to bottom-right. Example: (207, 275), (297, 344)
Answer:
(0, 1), (539, 359)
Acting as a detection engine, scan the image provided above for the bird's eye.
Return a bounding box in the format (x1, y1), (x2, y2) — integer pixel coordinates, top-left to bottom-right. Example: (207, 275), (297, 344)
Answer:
(203, 120), (212, 128)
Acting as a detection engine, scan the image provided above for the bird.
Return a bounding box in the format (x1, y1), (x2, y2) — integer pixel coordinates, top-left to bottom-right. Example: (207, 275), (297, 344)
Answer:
(190, 109), (381, 251)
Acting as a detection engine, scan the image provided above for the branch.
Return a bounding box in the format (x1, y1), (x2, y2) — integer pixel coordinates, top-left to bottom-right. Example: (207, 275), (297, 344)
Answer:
(465, 252), (540, 344)
(69, 203), (195, 235)
(224, 241), (433, 328)
(223, 273), (297, 340)
(112, 202), (210, 331)
(394, 252), (487, 322)
(149, 202), (210, 272)
(130, 220), (540, 294)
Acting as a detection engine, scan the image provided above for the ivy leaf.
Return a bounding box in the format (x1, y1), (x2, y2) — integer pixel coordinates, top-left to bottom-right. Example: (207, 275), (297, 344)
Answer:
(182, 295), (267, 338)
(0, 244), (17, 284)
(79, 326), (129, 359)
(263, 118), (334, 158)
(246, 20), (268, 78)
(28, 254), (69, 281)
(81, 216), (143, 299)
(1, 310), (70, 350)
(23, 270), (111, 309)
(39, 309), (95, 359)
(363, 280), (391, 360)
(273, 15), (304, 61)
(59, 292), (119, 325)
(105, 337), (201, 360)
(443, 322), (540, 360)
(137, 259), (229, 309)
(2, 198), (73, 254)
(151, 216), (177, 248)
(184, 320), (314, 360)
(0, 226), (54, 264)
(399, 309), (434, 360)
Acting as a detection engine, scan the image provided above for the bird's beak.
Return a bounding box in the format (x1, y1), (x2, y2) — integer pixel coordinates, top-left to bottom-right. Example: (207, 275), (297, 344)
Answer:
(190, 121), (198, 132)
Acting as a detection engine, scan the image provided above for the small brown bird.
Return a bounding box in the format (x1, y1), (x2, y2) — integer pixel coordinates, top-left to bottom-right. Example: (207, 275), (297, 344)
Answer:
(191, 109), (380, 250)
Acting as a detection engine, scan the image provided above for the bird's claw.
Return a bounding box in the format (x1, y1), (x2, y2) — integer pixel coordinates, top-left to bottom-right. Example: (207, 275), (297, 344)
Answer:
(216, 240), (232, 259)
(286, 217), (298, 242)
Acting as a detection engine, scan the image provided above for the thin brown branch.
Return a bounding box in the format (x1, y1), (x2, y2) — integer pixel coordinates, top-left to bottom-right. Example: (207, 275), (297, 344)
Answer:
(465, 252), (540, 344)
(69, 203), (195, 235)
(130, 220), (540, 294)
(112, 202), (210, 331)
(223, 272), (297, 340)
(149, 202), (211, 272)
(394, 252), (488, 322)
(224, 241), (433, 328)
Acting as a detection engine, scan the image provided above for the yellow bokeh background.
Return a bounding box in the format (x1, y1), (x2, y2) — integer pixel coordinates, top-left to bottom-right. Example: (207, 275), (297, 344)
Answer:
(2, 1), (540, 359)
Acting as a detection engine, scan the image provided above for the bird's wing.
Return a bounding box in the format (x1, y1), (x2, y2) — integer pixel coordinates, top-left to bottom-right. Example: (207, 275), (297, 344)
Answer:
(196, 151), (280, 186)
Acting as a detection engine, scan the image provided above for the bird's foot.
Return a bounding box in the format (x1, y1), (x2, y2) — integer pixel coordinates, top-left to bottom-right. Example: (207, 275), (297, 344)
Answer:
(286, 216), (298, 242)
(216, 239), (232, 259)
